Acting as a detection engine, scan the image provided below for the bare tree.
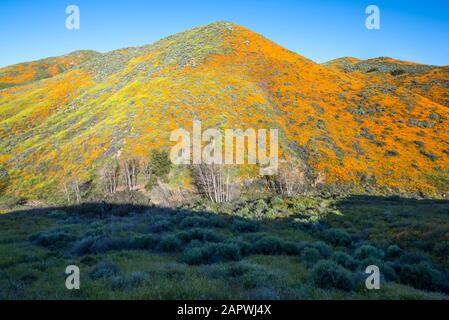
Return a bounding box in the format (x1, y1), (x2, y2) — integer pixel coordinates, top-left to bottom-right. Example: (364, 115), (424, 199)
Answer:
(61, 180), (71, 204)
(266, 161), (325, 197)
(192, 164), (236, 203)
(72, 175), (82, 204)
(100, 161), (120, 194)
(122, 157), (140, 191)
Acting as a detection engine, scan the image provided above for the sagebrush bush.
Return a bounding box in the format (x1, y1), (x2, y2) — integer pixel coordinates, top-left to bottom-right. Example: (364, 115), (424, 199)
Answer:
(30, 229), (75, 248)
(399, 262), (445, 292)
(331, 251), (357, 270)
(231, 219), (260, 233)
(150, 219), (173, 233)
(311, 241), (332, 258)
(72, 235), (135, 255)
(301, 247), (321, 265)
(386, 244), (402, 259)
(159, 235), (183, 252)
(72, 236), (98, 255)
(128, 235), (159, 250)
(182, 243), (241, 265)
(225, 239), (252, 256)
(251, 236), (298, 255)
(90, 236), (130, 253)
(90, 262), (119, 280)
(176, 228), (224, 244)
(323, 229), (352, 247)
(353, 245), (384, 260)
(179, 216), (211, 229)
(310, 260), (355, 291)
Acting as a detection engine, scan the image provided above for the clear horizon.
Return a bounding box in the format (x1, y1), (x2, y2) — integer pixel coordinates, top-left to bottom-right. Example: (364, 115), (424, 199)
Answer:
(1, 0), (449, 68)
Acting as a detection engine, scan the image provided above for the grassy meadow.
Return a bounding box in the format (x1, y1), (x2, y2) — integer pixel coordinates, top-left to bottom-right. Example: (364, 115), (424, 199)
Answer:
(1, 195), (448, 300)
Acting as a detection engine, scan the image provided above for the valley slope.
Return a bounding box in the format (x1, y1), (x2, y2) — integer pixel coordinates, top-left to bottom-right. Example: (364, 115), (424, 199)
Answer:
(1, 22), (449, 200)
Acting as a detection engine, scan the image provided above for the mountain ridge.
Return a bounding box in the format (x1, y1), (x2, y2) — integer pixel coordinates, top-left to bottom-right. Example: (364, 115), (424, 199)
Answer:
(1, 21), (448, 200)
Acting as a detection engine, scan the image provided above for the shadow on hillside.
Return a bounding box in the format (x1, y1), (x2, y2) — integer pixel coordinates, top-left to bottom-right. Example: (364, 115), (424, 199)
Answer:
(335, 194), (449, 206)
(0, 202), (199, 220)
(2, 195), (449, 222)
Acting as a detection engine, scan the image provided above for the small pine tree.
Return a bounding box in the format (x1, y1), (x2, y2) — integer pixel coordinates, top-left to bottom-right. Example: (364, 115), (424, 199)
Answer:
(144, 150), (172, 191)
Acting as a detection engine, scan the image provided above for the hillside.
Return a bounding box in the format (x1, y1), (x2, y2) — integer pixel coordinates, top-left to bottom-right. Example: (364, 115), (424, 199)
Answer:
(323, 57), (449, 107)
(1, 21), (449, 200)
(0, 50), (101, 89)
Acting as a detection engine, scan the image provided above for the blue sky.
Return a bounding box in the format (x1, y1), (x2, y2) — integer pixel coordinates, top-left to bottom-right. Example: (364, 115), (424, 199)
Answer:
(1, 0), (448, 67)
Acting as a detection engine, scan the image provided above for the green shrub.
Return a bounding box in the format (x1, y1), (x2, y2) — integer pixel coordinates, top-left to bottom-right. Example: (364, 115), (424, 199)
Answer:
(310, 260), (355, 291)
(30, 229), (75, 248)
(301, 247), (321, 265)
(270, 196), (285, 208)
(251, 236), (297, 255)
(159, 235), (183, 252)
(254, 199), (270, 214)
(90, 262), (119, 280)
(353, 245), (384, 260)
(150, 219), (173, 233)
(72, 235), (139, 255)
(176, 228), (224, 244)
(182, 243), (241, 265)
(231, 219), (260, 233)
(331, 251), (357, 270)
(399, 262), (445, 292)
(225, 239), (252, 255)
(323, 229), (352, 247)
(128, 235), (159, 250)
(180, 216), (211, 229)
(386, 245), (402, 259)
(311, 241), (332, 258)
(236, 207), (250, 218)
(150, 150), (172, 179)
(91, 237), (131, 253)
(72, 236), (99, 255)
